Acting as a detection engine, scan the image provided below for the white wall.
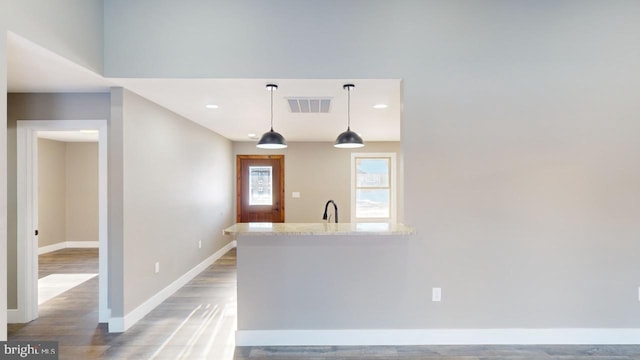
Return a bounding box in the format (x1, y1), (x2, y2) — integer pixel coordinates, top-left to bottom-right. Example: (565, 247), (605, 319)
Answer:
(103, 0), (640, 333)
(119, 89), (234, 315)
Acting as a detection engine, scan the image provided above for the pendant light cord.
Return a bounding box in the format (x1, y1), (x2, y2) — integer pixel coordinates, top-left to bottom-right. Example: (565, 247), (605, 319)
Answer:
(347, 85), (351, 131)
(343, 84), (355, 131)
(270, 86), (274, 132)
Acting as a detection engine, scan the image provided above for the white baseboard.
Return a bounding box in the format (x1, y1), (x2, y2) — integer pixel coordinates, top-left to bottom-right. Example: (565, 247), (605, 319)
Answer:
(236, 328), (640, 346)
(7, 309), (21, 323)
(109, 240), (237, 333)
(39, 241), (99, 254)
(38, 242), (66, 255)
(66, 241), (99, 248)
(108, 317), (125, 333)
(100, 307), (111, 325)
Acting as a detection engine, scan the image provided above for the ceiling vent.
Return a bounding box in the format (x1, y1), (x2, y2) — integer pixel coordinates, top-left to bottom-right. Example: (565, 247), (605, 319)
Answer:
(287, 98), (331, 113)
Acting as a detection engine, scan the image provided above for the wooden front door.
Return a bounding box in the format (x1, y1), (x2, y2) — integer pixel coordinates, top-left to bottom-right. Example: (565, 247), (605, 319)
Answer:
(237, 155), (285, 222)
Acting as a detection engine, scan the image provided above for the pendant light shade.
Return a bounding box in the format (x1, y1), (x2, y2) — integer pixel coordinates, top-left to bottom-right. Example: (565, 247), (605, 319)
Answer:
(335, 83), (364, 148)
(257, 130), (287, 149)
(335, 129), (364, 148)
(257, 84), (287, 149)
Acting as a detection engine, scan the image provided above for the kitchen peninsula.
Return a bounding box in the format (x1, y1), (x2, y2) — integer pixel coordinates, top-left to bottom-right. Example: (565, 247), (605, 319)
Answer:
(224, 222), (415, 346)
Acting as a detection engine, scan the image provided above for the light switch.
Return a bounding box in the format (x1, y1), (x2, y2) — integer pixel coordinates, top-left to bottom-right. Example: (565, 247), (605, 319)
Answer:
(292, 192), (301, 198)
(432, 287), (442, 302)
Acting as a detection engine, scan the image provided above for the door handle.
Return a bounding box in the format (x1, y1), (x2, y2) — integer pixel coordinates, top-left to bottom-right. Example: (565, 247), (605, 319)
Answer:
(35, 230), (39, 236)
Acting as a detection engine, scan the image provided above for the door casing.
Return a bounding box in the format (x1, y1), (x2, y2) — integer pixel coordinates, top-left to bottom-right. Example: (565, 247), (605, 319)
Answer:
(14, 120), (109, 324)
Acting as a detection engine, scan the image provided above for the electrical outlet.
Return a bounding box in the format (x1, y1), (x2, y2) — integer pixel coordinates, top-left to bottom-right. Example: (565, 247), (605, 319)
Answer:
(198, 240), (202, 249)
(432, 287), (442, 302)
(155, 262), (160, 274)
(292, 192), (301, 198)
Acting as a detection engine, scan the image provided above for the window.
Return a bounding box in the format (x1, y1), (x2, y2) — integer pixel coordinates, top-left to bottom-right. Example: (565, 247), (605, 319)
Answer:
(351, 153), (396, 222)
(249, 166), (273, 205)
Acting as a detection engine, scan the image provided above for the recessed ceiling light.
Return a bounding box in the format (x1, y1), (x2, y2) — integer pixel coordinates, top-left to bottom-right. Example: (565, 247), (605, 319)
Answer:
(205, 104), (219, 109)
(373, 104), (388, 109)
(248, 133), (258, 139)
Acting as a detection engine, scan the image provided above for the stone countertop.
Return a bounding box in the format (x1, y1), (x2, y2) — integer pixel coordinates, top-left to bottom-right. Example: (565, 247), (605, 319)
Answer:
(223, 222), (415, 236)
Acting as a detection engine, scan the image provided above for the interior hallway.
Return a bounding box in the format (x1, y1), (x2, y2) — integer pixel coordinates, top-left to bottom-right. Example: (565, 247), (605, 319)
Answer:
(7, 248), (640, 359)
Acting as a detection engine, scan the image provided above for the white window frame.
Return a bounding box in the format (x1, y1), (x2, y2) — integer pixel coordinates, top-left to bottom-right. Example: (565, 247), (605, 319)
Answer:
(350, 152), (397, 223)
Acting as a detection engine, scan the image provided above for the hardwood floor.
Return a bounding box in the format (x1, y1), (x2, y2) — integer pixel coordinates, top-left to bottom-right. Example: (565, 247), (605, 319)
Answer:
(9, 248), (237, 359)
(8, 248), (640, 359)
(234, 345), (640, 359)
(38, 248), (99, 278)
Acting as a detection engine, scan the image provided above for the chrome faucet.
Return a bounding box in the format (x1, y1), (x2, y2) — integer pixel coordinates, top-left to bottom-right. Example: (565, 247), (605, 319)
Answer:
(322, 200), (338, 223)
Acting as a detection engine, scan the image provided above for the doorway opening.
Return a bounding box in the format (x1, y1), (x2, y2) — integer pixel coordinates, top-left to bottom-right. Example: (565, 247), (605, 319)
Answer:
(14, 120), (109, 324)
(236, 155), (285, 222)
(36, 134), (99, 307)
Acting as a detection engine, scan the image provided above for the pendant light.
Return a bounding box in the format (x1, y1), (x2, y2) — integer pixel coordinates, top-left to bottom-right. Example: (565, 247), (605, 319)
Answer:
(257, 84), (287, 149)
(334, 83), (364, 148)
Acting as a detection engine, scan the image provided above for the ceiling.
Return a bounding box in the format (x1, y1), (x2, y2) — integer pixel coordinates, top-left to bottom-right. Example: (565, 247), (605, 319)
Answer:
(7, 33), (401, 143)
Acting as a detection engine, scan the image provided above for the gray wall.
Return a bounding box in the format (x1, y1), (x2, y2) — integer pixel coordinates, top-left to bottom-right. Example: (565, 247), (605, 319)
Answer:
(104, 0), (640, 329)
(6, 89), (234, 322)
(233, 141), (402, 223)
(38, 138), (67, 247)
(1, 33), (6, 339)
(3, 0), (103, 73)
(116, 88), (234, 315)
(65, 142), (99, 243)
(1, 0), (104, 339)
(38, 139), (99, 247)
(237, 234), (411, 330)
(6, 93), (110, 309)
(3, 0), (640, 338)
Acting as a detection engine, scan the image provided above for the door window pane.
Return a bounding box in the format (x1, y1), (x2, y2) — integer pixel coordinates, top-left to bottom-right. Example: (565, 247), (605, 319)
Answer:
(249, 166), (272, 205)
